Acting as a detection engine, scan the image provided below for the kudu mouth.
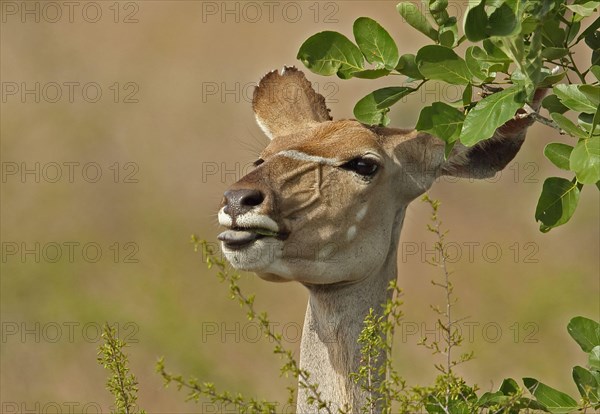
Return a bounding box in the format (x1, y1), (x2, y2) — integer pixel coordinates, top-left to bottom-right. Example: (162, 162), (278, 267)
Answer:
(218, 227), (286, 250)
(217, 204), (289, 250)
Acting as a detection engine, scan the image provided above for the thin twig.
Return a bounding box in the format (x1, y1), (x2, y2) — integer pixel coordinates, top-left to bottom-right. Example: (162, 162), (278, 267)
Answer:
(517, 104), (565, 134)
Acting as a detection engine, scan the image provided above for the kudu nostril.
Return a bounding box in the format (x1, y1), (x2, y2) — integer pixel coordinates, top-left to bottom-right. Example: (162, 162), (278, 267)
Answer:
(223, 189), (265, 216)
(240, 189), (264, 207)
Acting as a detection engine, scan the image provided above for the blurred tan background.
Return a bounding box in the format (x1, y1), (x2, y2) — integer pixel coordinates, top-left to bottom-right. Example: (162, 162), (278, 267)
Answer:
(1, 1), (598, 412)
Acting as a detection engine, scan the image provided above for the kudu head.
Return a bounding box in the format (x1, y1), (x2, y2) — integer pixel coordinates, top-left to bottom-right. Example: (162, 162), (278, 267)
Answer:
(218, 67), (537, 285)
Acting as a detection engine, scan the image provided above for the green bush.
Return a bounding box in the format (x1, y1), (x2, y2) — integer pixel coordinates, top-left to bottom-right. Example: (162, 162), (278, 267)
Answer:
(296, 0), (599, 233)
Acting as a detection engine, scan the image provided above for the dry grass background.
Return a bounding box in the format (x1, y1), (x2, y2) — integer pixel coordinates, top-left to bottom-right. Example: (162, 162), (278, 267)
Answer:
(1, 1), (598, 412)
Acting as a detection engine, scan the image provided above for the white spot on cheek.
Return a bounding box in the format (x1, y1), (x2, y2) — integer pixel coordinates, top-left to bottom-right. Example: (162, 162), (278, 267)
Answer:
(356, 206), (368, 221)
(347, 225), (357, 241)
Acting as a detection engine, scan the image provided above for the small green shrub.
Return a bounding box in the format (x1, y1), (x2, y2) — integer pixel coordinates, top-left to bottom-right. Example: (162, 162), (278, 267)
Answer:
(97, 323), (146, 414)
(148, 198), (599, 413)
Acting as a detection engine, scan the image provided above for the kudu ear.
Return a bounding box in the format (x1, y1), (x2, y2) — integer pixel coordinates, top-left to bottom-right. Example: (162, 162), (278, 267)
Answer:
(440, 88), (548, 179)
(252, 66), (332, 139)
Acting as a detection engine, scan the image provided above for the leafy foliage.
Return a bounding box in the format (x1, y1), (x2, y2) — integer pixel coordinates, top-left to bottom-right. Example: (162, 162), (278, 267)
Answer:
(152, 211), (599, 413)
(97, 324), (146, 414)
(350, 281), (405, 413)
(297, 0), (600, 232)
(519, 314), (600, 413)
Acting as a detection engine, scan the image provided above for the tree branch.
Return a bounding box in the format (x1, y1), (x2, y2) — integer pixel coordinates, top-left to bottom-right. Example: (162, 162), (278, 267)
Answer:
(517, 104), (566, 134)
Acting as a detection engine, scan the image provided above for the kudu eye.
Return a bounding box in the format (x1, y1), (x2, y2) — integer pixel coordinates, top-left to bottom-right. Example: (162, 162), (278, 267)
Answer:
(341, 157), (379, 177)
(253, 158), (265, 167)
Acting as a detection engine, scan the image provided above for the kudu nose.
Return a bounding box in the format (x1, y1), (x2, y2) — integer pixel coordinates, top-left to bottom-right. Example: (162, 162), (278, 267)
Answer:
(223, 189), (265, 217)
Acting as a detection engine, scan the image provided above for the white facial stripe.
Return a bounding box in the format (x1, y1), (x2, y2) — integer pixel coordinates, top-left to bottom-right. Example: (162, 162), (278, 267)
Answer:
(218, 207), (232, 227)
(235, 212), (280, 232)
(277, 150), (339, 166)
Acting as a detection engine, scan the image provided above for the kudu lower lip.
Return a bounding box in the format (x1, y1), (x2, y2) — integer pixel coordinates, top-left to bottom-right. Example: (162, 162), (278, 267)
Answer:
(218, 229), (264, 249)
(218, 228), (284, 250)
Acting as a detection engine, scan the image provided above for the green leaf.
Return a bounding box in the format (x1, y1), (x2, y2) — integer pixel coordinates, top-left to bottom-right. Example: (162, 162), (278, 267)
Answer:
(567, 317), (600, 352)
(542, 95), (569, 114)
(460, 86), (525, 146)
(591, 108), (600, 138)
(438, 19), (458, 47)
(463, 84), (473, 107)
(570, 136), (600, 184)
(499, 377), (520, 395)
(551, 113), (588, 138)
(535, 177), (580, 232)
(397, 2), (438, 41)
(567, 20), (582, 45)
(541, 47), (569, 60)
(482, 38), (512, 66)
(416, 102), (465, 156)
(589, 65), (600, 82)
(542, 18), (566, 47)
(464, 1), (488, 41)
(465, 46), (488, 82)
(297, 31), (364, 79)
(523, 378), (578, 413)
(488, 3), (519, 36)
(429, 0), (456, 26)
(573, 366), (599, 402)
(447, 400), (471, 414)
(466, 46), (502, 81)
(538, 69), (567, 88)
(497, 378), (549, 410)
(590, 346), (600, 371)
(522, 20), (538, 37)
(579, 85), (600, 108)
(353, 17), (399, 70)
(416, 45), (472, 85)
(554, 84), (597, 114)
(353, 87), (414, 126)
(579, 112), (597, 133)
(516, 397), (552, 412)
(352, 69), (391, 79)
(544, 143), (574, 170)
(395, 54), (424, 79)
(567, 2), (600, 21)
(477, 391), (509, 407)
